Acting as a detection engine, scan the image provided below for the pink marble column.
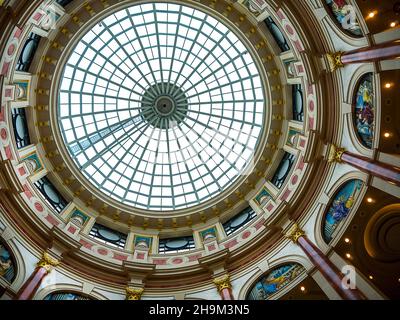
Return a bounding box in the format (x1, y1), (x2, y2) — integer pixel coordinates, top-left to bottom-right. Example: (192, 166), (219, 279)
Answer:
(15, 252), (59, 300)
(341, 152), (400, 186)
(287, 224), (366, 300)
(341, 41), (400, 64)
(16, 267), (48, 300)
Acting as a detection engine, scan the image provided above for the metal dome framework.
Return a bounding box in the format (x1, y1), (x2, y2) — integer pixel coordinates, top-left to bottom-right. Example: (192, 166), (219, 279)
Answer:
(57, 2), (265, 211)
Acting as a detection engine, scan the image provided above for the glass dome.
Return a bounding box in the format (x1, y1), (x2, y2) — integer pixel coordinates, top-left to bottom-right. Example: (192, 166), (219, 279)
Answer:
(57, 2), (265, 211)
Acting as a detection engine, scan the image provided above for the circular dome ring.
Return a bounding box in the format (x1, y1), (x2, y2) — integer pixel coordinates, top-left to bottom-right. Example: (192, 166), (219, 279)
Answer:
(55, 2), (267, 213)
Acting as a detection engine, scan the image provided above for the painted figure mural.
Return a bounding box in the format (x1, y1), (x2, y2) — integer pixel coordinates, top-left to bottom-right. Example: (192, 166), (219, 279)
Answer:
(247, 263), (305, 300)
(325, 0), (362, 36)
(323, 179), (363, 243)
(354, 73), (374, 149)
(44, 292), (91, 300)
(0, 242), (16, 283)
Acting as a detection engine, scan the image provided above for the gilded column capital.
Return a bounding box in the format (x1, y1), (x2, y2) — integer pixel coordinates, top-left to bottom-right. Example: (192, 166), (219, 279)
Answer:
(327, 144), (346, 163)
(213, 274), (232, 292)
(326, 51), (344, 72)
(285, 223), (306, 244)
(126, 287), (144, 300)
(36, 252), (60, 273)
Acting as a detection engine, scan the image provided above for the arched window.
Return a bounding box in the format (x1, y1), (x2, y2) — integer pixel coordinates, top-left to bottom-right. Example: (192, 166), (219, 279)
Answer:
(0, 240), (16, 283)
(323, 179), (363, 243)
(324, 0), (362, 37)
(247, 263), (305, 300)
(44, 292), (91, 300)
(353, 73), (374, 149)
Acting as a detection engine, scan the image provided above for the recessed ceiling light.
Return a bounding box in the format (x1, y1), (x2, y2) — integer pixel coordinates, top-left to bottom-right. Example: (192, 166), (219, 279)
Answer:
(367, 197), (373, 203)
(390, 22), (396, 28)
(368, 12), (375, 18)
(385, 83), (392, 88)
(384, 132), (391, 138)
(346, 253), (351, 259)
(300, 286), (306, 292)
(344, 238), (350, 243)
(369, 275), (374, 280)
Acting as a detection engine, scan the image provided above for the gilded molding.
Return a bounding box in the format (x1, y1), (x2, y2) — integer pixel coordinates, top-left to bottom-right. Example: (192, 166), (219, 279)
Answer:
(213, 274), (232, 292)
(286, 223), (305, 244)
(36, 252), (60, 273)
(327, 144), (345, 163)
(326, 51), (344, 72)
(126, 287), (144, 300)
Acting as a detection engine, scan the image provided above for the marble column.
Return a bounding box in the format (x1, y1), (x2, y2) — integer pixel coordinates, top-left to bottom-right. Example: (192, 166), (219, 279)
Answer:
(327, 40), (400, 71)
(213, 274), (234, 300)
(286, 224), (366, 300)
(328, 145), (400, 186)
(15, 252), (59, 300)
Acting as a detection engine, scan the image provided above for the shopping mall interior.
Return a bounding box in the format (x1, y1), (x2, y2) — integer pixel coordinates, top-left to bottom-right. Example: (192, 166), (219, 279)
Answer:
(0, 0), (399, 300)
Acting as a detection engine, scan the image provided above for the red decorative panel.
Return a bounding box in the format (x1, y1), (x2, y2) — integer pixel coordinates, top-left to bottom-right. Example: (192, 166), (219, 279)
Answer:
(152, 259), (167, 265)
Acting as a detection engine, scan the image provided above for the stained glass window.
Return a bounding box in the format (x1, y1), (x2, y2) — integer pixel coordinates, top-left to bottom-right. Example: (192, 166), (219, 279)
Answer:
(44, 292), (91, 300)
(354, 73), (374, 149)
(323, 179), (363, 243)
(57, 2), (265, 211)
(0, 241), (16, 283)
(325, 0), (362, 37)
(247, 263), (305, 300)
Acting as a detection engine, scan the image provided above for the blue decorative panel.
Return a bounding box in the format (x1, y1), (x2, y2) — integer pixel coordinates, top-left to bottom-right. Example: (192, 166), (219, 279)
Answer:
(223, 206), (256, 236)
(254, 187), (272, 207)
(247, 263), (305, 300)
(21, 152), (42, 173)
(44, 292), (90, 300)
(325, 0), (362, 36)
(354, 73), (374, 149)
(199, 227), (217, 241)
(0, 242), (16, 283)
(134, 235), (153, 249)
(323, 179), (363, 243)
(70, 209), (89, 226)
(265, 17), (290, 52)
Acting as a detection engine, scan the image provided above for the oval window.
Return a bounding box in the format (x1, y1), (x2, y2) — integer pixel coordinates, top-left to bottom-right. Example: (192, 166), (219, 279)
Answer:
(98, 229), (121, 242)
(43, 183), (61, 204)
(15, 115), (26, 139)
(165, 239), (189, 249)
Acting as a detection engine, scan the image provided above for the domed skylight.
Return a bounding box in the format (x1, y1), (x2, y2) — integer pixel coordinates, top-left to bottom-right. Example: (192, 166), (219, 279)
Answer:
(58, 2), (265, 211)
